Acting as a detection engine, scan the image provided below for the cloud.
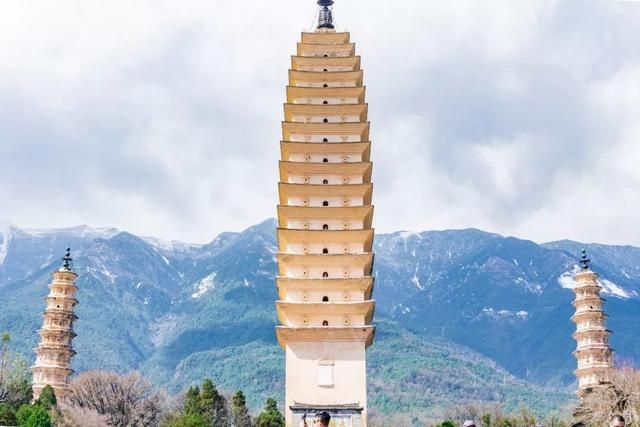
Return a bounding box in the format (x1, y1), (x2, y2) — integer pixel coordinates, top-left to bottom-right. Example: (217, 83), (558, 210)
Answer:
(0, 0), (639, 245)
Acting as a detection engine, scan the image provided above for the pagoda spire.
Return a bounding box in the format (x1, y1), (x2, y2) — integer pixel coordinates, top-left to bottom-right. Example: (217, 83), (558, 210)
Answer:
(317, 0), (335, 30)
(31, 247), (80, 401)
(61, 247), (73, 271)
(580, 248), (590, 270)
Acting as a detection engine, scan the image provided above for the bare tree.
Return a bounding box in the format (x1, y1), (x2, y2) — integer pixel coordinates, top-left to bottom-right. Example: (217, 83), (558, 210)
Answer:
(576, 364), (640, 426)
(54, 403), (109, 427)
(66, 371), (167, 427)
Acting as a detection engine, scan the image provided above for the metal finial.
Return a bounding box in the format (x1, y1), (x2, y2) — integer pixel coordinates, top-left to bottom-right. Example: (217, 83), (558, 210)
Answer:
(317, 0), (335, 29)
(62, 247), (73, 271)
(580, 249), (590, 270)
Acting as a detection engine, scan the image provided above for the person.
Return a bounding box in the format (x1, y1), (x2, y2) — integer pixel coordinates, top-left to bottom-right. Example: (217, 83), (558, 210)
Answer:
(610, 415), (625, 427)
(300, 411), (331, 427)
(462, 421), (476, 427)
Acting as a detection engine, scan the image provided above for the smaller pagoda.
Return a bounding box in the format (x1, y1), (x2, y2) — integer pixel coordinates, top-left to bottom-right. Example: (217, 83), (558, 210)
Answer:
(31, 248), (79, 400)
(571, 249), (613, 395)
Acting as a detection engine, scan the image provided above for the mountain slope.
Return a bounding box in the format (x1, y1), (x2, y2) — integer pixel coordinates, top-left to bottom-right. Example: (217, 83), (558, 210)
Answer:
(2, 220), (639, 414)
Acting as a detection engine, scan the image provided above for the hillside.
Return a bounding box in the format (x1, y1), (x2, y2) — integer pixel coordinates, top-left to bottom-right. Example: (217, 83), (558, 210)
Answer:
(2, 220), (639, 414)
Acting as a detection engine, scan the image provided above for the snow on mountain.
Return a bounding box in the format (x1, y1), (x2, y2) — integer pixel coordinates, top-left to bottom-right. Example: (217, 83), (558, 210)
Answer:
(192, 272), (217, 299)
(0, 222), (13, 266)
(556, 265), (630, 299)
(22, 224), (120, 239)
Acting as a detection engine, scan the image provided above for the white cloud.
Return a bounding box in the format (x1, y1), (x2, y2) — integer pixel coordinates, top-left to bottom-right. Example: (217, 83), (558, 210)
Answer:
(0, 0), (639, 244)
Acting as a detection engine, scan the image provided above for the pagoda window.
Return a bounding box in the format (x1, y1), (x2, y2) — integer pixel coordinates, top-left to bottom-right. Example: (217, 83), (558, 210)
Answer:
(322, 201), (329, 207)
(323, 179), (329, 184)
(323, 138), (329, 142)
(322, 248), (329, 254)
(324, 54), (329, 57)
(323, 84), (328, 88)
(323, 118), (329, 123)
(322, 320), (329, 326)
(322, 272), (329, 278)
(322, 296), (329, 302)
(323, 158), (328, 162)
(323, 224), (329, 230)
(323, 69), (328, 72)
(323, 100), (328, 105)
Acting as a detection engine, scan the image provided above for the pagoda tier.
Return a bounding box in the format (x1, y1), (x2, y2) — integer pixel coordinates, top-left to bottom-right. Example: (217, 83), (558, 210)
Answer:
(31, 250), (79, 401)
(276, 22), (375, 426)
(292, 56), (361, 72)
(289, 70), (364, 88)
(282, 122), (369, 143)
(276, 277), (374, 301)
(571, 252), (614, 396)
(276, 326), (374, 348)
(286, 87), (366, 106)
(277, 206), (374, 230)
(297, 42), (356, 57)
(284, 104), (368, 122)
(279, 161), (372, 184)
(278, 183), (373, 206)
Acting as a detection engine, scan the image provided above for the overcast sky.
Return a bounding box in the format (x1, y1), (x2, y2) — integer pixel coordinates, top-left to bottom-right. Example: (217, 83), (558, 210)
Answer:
(1, 0), (639, 245)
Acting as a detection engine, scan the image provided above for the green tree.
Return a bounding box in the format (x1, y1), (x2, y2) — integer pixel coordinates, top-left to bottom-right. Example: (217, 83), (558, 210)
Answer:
(254, 398), (285, 427)
(436, 421), (456, 427)
(0, 334), (32, 408)
(184, 386), (202, 416)
(200, 379), (229, 426)
(36, 385), (56, 410)
(0, 403), (17, 426)
(16, 404), (53, 427)
(231, 390), (252, 427)
(165, 413), (208, 427)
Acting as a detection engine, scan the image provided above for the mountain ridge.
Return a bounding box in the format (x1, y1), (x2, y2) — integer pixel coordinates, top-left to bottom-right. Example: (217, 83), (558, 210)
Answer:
(2, 219), (639, 415)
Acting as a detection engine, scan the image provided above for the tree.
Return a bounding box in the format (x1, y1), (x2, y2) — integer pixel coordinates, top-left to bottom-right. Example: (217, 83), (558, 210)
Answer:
(436, 421), (456, 427)
(183, 386), (202, 416)
(200, 379), (229, 427)
(66, 371), (166, 427)
(0, 334), (32, 408)
(53, 403), (108, 427)
(231, 390), (252, 427)
(0, 403), (17, 426)
(16, 404), (52, 427)
(575, 364), (640, 426)
(36, 385), (57, 410)
(164, 413), (208, 427)
(255, 398), (285, 427)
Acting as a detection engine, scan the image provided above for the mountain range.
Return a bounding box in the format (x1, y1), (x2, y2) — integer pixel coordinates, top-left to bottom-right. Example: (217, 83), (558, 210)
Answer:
(1, 219), (639, 418)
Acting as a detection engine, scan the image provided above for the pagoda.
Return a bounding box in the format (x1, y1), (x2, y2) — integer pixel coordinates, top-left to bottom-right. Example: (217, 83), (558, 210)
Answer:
(275, 1), (375, 425)
(571, 249), (613, 395)
(31, 248), (79, 400)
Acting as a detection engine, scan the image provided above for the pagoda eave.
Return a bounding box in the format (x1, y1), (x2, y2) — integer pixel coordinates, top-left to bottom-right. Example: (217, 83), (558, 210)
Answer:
(573, 347), (612, 356)
(282, 121), (370, 141)
(283, 103), (368, 122)
(280, 141), (371, 162)
(278, 182), (373, 205)
(277, 205), (374, 228)
(276, 300), (375, 324)
(301, 32), (351, 44)
(278, 253), (374, 275)
(292, 56), (361, 72)
(286, 86), (366, 104)
(297, 42), (356, 57)
(277, 228), (374, 251)
(279, 161), (372, 183)
(276, 325), (375, 348)
(276, 277), (374, 300)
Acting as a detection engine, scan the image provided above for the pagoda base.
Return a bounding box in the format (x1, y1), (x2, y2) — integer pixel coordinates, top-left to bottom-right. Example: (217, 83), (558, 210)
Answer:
(290, 403), (364, 427)
(285, 341), (367, 426)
